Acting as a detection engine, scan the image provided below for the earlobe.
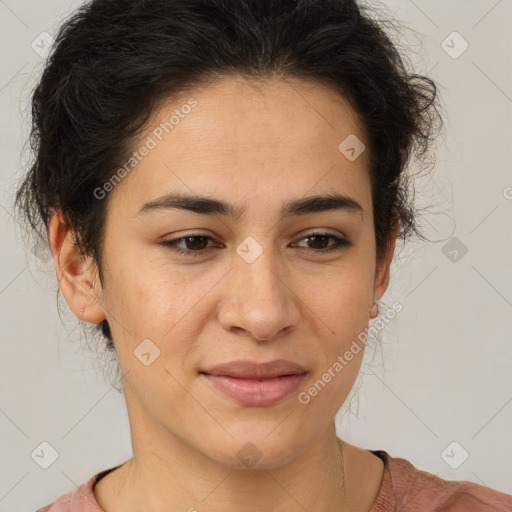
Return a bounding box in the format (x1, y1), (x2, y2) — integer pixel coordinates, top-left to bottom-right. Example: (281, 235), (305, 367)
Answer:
(48, 210), (106, 324)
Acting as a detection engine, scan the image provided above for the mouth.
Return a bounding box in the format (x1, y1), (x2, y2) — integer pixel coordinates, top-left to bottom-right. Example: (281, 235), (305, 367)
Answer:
(200, 372), (307, 407)
(198, 359), (307, 407)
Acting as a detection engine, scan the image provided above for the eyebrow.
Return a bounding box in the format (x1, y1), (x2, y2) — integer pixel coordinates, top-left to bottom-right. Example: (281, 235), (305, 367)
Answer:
(135, 191), (364, 220)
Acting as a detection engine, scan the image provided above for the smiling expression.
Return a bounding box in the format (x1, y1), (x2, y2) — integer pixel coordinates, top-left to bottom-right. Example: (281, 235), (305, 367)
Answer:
(71, 74), (393, 468)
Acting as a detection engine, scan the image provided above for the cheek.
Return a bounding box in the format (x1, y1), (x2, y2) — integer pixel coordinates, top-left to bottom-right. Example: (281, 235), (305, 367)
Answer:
(101, 240), (178, 328)
(305, 258), (375, 333)
(102, 259), (213, 374)
(299, 255), (375, 388)
(299, 273), (372, 414)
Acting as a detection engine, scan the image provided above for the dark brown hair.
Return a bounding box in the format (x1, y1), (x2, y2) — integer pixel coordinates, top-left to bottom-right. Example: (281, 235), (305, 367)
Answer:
(14, 0), (443, 353)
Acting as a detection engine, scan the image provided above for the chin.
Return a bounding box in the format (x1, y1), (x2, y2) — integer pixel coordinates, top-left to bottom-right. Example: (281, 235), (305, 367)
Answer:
(200, 432), (306, 470)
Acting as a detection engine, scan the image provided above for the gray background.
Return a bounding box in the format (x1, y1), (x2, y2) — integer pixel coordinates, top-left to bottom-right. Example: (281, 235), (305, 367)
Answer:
(1, 0), (511, 510)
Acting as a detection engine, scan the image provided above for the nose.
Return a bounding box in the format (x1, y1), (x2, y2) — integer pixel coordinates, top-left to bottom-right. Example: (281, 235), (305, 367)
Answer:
(217, 244), (302, 341)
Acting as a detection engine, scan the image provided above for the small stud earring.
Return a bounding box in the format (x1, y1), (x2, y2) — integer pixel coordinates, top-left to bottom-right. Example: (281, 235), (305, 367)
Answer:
(370, 303), (378, 319)
(80, 307), (85, 317)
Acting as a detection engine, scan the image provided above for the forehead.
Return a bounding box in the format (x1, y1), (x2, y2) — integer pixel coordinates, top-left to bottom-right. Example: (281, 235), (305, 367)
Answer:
(158, 75), (366, 154)
(111, 75), (371, 216)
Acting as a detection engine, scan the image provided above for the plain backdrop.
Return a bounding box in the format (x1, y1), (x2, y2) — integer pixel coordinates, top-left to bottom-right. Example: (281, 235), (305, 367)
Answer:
(1, 0), (511, 510)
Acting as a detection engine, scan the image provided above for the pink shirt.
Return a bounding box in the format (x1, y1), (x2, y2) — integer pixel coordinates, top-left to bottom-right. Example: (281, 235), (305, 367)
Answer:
(36, 449), (512, 511)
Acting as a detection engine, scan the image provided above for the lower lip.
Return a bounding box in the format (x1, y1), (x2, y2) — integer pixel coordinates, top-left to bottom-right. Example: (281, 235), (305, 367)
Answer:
(201, 373), (306, 407)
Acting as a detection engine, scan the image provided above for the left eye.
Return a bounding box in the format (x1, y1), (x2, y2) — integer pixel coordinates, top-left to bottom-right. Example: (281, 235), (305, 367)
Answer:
(160, 232), (351, 258)
(293, 233), (351, 253)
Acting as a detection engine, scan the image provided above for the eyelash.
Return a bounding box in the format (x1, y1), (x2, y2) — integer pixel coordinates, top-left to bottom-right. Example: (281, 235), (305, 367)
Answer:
(160, 232), (351, 258)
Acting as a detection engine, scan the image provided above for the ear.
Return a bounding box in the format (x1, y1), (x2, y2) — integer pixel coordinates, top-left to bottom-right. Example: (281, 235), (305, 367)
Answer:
(373, 218), (399, 303)
(48, 210), (106, 323)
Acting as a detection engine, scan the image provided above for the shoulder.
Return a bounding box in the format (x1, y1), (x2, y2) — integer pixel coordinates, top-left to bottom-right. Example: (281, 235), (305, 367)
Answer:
(369, 450), (512, 512)
(34, 466), (118, 512)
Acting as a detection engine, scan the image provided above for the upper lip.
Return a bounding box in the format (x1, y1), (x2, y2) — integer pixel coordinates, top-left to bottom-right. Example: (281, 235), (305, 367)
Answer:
(200, 359), (307, 379)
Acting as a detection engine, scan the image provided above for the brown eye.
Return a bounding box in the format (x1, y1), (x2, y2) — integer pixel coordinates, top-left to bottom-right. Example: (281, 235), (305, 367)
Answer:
(160, 235), (220, 257)
(160, 232), (351, 258)
(293, 233), (351, 254)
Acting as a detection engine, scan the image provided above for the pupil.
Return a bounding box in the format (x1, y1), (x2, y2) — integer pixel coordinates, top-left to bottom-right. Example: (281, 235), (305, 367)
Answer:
(187, 236), (207, 250)
(309, 235), (329, 249)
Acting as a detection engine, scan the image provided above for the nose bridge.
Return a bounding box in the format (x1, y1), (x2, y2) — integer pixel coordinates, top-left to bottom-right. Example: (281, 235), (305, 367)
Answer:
(220, 235), (301, 340)
(240, 246), (280, 296)
(235, 236), (286, 306)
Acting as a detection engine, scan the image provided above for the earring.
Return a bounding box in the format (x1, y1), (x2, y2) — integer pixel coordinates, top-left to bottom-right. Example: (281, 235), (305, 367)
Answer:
(80, 307), (85, 318)
(370, 303), (378, 319)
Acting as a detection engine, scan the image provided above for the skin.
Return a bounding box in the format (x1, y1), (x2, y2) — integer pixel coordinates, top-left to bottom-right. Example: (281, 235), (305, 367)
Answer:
(49, 75), (397, 512)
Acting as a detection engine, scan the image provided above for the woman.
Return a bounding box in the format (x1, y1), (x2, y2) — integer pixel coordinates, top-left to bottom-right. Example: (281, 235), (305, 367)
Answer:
(15, 0), (512, 510)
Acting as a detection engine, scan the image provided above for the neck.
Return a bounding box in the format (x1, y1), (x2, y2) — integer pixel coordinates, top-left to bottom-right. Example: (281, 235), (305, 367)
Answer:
(99, 424), (353, 512)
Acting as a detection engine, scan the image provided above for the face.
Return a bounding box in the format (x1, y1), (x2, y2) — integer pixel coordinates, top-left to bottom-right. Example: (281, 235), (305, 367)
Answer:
(54, 75), (395, 469)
